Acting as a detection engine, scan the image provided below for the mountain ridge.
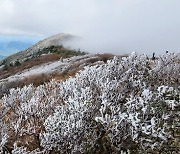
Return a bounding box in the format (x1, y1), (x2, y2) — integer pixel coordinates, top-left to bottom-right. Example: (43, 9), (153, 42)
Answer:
(0, 33), (74, 66)
(0, 41), (32, 56)
(0, 55), (5, 60)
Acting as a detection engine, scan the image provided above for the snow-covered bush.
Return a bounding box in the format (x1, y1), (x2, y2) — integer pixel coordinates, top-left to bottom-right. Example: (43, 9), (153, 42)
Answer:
(0, 121), (8, 154)
(0, 52), (179, 153)
(0, 82), (62, 153)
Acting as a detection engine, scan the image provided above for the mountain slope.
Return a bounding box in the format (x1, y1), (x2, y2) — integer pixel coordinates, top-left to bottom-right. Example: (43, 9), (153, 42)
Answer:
(0, 33), (74, 66)
(0, 54), (114, 82)
(0, 52), (179, 153)
(0, 53), (114, 98)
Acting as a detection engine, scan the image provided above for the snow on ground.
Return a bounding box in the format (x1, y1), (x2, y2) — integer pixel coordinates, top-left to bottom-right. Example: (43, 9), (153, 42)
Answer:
(0, 54), (97, 83)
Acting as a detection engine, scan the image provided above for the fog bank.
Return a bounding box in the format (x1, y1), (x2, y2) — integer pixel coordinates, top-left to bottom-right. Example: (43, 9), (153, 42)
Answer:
(0, 0), (180, 55)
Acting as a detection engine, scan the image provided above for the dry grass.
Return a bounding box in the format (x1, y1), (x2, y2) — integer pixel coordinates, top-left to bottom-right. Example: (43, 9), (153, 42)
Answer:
(0, 53), (61, 80)
(0, 69), (80, 98)
(0, 53), (115, 98)
(22, 54), (114, 86)
(97, 53), (114, 63)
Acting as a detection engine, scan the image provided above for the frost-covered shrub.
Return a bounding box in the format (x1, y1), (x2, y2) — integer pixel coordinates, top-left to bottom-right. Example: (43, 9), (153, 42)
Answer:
(0, 82), (62, 152)
(12, 143), (43, 154)
(0, 52), (179, 153)
(0, 121), (8, 154)
(40, 52), (180, 153)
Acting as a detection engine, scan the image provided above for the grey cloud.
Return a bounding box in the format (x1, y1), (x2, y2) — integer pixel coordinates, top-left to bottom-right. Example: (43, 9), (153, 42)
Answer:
(0, 0), (180, 55)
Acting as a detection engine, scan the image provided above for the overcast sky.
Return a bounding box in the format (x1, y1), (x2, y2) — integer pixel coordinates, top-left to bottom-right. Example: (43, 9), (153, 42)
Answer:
(0, 0), (180, 55)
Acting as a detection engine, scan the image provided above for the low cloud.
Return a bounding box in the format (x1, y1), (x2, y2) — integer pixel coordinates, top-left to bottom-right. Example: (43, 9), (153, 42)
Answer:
(0, 0), (180, 55)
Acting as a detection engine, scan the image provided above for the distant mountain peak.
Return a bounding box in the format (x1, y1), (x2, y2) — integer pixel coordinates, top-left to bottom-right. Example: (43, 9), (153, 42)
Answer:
(0, 33), (76, 66)
(0, 40), (32, 56)
(0, 55), (5, 60)
(25, 33), (74, 55)
(33, 33), (73, 47)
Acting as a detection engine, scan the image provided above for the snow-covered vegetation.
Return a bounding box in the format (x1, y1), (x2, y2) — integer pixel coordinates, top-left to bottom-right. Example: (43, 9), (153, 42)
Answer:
(0, 52), (179, 153)
(0, 54), (113, 98)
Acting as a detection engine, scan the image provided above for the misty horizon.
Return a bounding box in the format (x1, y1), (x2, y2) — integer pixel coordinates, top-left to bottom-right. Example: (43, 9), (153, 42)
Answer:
(0, 0), (180, 56)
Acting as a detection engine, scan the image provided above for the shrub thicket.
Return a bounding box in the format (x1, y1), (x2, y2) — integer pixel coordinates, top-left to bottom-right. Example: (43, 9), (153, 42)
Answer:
(0, 52), (179, 153)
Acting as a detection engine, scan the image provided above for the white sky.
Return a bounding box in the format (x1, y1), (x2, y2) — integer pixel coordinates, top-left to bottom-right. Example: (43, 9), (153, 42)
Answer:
(0, 0), (180, 54)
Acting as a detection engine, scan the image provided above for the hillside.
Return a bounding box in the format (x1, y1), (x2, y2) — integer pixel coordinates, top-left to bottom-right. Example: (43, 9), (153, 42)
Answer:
(0, 52), (179, 153)
(0, 53), (114, 98)
(0, 33), (87, 82)
(0, 33), (75, 67)
(0, 34), (115, 98)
